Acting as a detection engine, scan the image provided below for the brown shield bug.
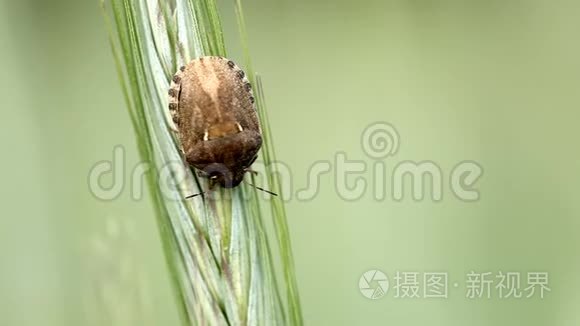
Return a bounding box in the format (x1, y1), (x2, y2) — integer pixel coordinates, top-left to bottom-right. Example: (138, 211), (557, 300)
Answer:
(167, 56), (274, 196)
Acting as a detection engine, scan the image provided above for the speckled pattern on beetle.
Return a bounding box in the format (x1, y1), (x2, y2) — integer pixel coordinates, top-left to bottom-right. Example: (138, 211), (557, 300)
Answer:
(168, 56), (262, 189)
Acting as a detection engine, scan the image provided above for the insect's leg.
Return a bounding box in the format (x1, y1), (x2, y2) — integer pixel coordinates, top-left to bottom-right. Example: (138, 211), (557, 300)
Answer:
(244, 168), (259, 176)
(166, 67), (185, 133)
(208, 177), (218, 190)
(178, 148), (188, 164)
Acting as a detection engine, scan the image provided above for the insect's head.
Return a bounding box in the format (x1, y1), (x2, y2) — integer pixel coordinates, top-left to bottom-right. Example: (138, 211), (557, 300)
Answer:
(188, 161), (277, 198)
(202, 163), (246, 188)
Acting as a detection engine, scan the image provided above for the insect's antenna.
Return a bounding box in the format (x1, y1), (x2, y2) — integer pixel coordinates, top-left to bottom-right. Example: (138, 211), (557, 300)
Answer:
(186, 191), (205, 199)
(244, 181), (278, 196)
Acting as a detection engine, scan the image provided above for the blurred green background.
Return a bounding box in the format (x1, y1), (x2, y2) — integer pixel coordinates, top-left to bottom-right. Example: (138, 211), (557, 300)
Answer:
(1, 0), (579, 325)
